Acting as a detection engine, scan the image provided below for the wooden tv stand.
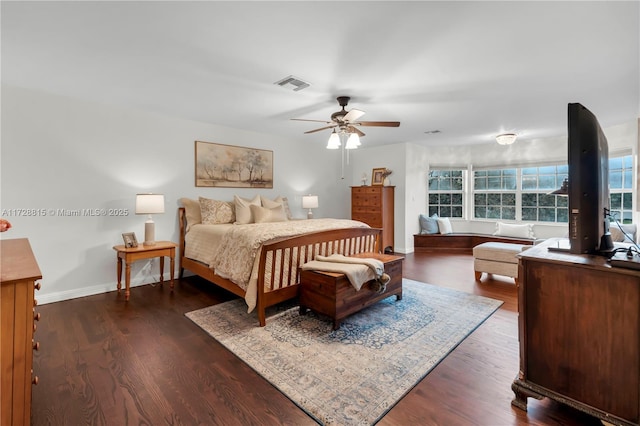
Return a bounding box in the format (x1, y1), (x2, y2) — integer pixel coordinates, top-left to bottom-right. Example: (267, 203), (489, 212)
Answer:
(512, 239), (639, 426)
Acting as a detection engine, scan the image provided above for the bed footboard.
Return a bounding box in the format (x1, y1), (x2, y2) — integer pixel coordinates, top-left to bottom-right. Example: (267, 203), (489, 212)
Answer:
(255, 227), (381, 326)
(178, 207), (382, 326)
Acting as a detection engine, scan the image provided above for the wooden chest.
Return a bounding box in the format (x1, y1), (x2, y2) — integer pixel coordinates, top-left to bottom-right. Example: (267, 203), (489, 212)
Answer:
(299, 252), (403, 329)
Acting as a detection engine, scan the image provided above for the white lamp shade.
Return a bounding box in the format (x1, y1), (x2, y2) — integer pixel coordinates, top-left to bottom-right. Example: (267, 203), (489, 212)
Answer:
(496, 133), (517, 145)
(302, 195), (319, 209)
(326, 131), (341, 149)
(345, 133), (360, 149)
(136, 194), (165, 215)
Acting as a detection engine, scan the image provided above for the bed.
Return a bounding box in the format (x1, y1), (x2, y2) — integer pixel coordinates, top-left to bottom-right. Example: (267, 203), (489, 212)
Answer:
(178, 205), (382, 326)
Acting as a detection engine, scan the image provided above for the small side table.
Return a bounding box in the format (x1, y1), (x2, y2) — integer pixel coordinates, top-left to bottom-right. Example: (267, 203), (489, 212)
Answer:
(112, 241), (177, 301)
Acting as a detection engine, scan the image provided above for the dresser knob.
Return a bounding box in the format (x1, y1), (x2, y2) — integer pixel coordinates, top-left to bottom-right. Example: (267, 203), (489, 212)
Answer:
(32, 375), (39, 385)
(33, 340), (40, 351)
(34, 312), (41, 321)
(35, 282), (41, 291)
(33, 299), (38, 307)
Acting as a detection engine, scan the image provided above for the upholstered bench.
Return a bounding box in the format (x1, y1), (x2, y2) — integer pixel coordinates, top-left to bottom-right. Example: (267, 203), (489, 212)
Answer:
(473, 242), (530, 284)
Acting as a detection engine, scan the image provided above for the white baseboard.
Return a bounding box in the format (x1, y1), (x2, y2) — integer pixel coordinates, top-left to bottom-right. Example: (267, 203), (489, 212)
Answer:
(393, 246), (413, 254)
(36, 276), (172, 305)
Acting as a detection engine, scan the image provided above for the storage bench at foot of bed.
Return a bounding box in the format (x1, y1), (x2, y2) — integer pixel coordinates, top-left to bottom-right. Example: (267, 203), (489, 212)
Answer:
(299, 252), (404, 330)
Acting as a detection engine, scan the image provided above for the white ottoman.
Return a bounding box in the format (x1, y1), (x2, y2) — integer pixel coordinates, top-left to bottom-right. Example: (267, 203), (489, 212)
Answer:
(473, 242), (530, 283)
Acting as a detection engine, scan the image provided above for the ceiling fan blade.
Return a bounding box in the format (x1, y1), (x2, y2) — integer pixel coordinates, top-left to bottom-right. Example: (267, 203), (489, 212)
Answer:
(304, 124), (337, 134)
(354, 121), (400, 127)
(347, 125), (366, 137)
(291, 118), (332, 124)
(343, 109), (365, 122)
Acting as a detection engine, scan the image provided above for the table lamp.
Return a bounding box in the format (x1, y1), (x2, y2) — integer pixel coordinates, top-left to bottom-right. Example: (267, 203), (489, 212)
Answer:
(135, 193), (165, 246)
(302, 195), (318, 219)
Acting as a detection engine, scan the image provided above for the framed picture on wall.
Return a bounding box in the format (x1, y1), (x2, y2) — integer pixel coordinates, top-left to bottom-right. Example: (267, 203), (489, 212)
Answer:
(122, 232), (138, 248)
(195, 140), (273, 188)
(371, 168), (386, 186)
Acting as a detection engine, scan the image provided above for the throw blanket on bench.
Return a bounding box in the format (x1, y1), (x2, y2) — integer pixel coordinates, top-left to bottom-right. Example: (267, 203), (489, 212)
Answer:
(301, 254), (390, 292)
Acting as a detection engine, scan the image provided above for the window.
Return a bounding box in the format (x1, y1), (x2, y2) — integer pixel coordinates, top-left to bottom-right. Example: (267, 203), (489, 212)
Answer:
(521, 165), (568, 222)
(609, 154), (633, 224)
(473, 169), (517, 220)
(428, 170), (464, 218)
(428, 154), (634, 224)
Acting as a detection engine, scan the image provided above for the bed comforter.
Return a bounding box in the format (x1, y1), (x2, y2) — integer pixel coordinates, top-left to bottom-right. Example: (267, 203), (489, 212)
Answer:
(187, 218), (370, 312)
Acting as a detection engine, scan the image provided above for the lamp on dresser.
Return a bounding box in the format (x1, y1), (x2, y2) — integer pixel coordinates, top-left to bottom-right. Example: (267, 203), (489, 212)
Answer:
(135, 193), (165, 246)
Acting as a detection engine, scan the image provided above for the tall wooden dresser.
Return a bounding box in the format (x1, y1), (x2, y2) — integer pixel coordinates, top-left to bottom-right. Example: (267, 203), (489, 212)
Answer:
(351, 186), (394, 253)
(1, 238), (42, 426)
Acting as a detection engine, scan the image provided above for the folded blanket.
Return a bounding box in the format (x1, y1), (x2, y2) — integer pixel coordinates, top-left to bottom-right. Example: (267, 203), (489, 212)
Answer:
(315, 254), (384, 276)
(302, 254), (391, 292)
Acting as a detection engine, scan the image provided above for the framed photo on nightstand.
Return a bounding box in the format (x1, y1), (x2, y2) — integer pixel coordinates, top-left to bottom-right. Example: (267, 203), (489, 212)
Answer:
(122, 232), (138, 248)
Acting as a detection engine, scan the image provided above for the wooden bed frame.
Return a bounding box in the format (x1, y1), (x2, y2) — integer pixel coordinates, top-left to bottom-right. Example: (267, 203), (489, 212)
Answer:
(178, 207), (382, 326)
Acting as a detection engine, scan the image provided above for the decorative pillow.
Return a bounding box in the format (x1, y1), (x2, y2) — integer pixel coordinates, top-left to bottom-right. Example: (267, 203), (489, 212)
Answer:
(419, 213), (439, 234)
(260, 195), (291, 220)
(610, 222), (637, 243)
(199, 197), (235, 224)
(234, 195), (261, 224)
(493, 222), (535, 239)
(180, 198), (202, 232)
(281, 197), (293, 220)
(437, 217), (453, 235)
(250, 204), (288, 224)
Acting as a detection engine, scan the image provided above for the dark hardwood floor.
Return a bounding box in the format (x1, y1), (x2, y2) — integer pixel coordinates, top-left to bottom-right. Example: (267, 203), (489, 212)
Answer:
(31, 251), (602, 425)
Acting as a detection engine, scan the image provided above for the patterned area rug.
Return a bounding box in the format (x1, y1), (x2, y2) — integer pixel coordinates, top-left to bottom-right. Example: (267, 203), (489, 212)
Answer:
(186, 279), (502, 425)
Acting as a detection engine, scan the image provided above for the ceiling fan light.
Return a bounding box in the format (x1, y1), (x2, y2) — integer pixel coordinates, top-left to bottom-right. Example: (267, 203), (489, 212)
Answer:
(326, 131), (341, 149)
(496, 133), (517, 145)
(345, 133), (360, 149)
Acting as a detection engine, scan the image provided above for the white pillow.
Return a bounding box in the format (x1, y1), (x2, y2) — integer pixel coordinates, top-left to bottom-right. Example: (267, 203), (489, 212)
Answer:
(180, 197), (201, 232)
(234, 195), (261, 224)
(260, 196), (291, 220)
(437, 217), (453, 235)
(250, 204), (287, 223)
(493, 222), (535, 239)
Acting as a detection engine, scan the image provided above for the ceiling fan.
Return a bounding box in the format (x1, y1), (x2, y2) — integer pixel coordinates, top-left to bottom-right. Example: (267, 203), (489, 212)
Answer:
(291, 96), (400, 138)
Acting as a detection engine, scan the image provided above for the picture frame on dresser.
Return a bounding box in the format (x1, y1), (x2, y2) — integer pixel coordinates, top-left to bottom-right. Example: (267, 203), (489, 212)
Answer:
(371, 168), (385, 186)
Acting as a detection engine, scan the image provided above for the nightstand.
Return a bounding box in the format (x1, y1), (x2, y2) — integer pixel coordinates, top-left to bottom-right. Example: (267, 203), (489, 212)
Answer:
(112, 241), (177, 301)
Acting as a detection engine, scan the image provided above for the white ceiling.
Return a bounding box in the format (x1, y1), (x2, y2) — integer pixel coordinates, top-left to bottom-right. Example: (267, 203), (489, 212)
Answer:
(2, 1), (639, 148)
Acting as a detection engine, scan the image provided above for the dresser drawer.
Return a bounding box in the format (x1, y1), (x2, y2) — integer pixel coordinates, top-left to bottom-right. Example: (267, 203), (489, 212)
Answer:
(352, 213), (382, 228)
(352, 205), (381, 214)
(352, 193), (381, 207)
(352, 186), (382, 195)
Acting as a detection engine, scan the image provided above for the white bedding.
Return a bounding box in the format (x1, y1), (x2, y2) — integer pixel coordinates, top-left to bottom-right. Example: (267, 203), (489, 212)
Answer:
(184, 219), (369, 312)
(184, 223), (234, 265)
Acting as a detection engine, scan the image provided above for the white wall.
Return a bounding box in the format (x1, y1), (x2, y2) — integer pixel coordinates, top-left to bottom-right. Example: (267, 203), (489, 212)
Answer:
(1, 85), (353, 303)
(348, 144), (410, 252)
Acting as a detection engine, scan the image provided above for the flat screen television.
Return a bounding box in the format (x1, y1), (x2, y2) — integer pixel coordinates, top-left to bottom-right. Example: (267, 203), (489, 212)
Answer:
(567, 102), (613, 255)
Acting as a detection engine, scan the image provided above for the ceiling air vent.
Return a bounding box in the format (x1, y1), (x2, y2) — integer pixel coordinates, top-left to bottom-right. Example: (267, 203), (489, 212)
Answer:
(274, 75), (311, 92)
